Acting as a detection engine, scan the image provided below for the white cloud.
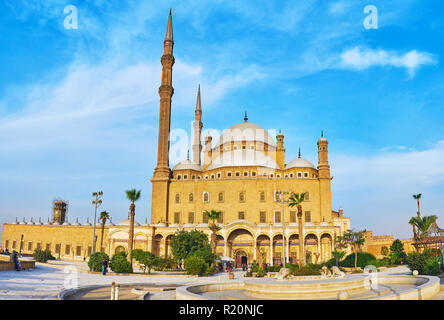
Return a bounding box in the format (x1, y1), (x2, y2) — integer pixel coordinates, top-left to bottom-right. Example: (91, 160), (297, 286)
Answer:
(340, 46), (437, 77)
(331, 140), (444, 238)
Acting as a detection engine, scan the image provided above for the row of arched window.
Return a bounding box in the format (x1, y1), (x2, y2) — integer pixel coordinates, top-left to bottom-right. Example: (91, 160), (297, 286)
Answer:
(174, 191), (310, 204)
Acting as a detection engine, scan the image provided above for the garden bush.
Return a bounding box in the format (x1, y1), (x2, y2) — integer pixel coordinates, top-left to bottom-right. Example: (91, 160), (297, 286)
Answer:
(292, 266), (320, 276)
(33, 249), (56, 263)
(256, 267), (266, 277)
(111, 252), (132, 273)
(340, 252), (377, 269)
(87, 252), (109, 272)
(406, 250), (441, 276)
(184, 256), (207, 276)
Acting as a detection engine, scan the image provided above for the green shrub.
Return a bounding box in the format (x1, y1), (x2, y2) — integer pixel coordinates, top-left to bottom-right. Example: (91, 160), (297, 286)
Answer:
(389, 239), (407, 265)
(256, 267), (266, 277)
(265, 265), (281, 272)
(251, 261), (259, 273)
(341, 252), (377, 269)
(131, 250), (158, 274)
(110, 252), (132, 273)
(292, 266), (320, 276)
(184, 256), (207, 276)
(406, 250), (441, 275)
(32, 249), (56, 263)
(88, 252), (109, 272)
(204, 264), (217, 276)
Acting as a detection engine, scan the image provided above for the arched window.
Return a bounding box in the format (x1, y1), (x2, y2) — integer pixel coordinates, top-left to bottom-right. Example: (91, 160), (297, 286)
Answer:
(175, 193), (180, 203)
(218, 192), (224, 202)
(203, 192), (209, 203)
(239, 191), (245, 202)
(189, 193), (194, 203)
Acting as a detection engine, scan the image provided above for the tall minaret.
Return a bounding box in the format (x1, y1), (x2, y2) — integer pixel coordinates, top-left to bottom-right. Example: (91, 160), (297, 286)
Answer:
(151, 10), (175, 225)
(317, 131), (332, 223)
(192, 85), (203, 165)
(154, 9), (175, 178)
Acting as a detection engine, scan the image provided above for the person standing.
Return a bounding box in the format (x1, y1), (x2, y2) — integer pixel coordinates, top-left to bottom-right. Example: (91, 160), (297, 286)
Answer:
(102, 258), (108, 275)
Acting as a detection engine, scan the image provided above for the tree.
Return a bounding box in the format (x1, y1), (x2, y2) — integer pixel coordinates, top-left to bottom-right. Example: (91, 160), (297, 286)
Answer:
(132, 249), (158, 274)
(125, 188), (141, 270)
(99, 211), (110, 251)
(205, 210), (222, 254)
(288, 192), (306, 265)
(411, 194), (422, 239)
(170, 230), (212, 266)
(409, 215), (438, 240)
(412, 193), (422, 217)
(342, 230), (366, 271)
(389, 239), (406, 265)
(381, 246), (389, 258)
(334, 235), (348, 267)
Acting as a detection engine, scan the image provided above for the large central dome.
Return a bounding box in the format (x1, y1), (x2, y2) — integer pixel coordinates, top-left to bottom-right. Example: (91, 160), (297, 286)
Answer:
(214, 121), (276, 148)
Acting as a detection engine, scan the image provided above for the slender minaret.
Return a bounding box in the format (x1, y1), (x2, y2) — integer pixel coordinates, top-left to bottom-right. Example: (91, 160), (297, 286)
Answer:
(153, 9), (174, 178)
(317, 131), (332, 223)
(276, 130), (285, 169)
(151, 10), (175, 225)
(192, 85), (203, 165)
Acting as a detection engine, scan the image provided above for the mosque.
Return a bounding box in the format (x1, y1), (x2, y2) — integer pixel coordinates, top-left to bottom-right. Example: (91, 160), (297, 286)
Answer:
(4, 11), (411, 267)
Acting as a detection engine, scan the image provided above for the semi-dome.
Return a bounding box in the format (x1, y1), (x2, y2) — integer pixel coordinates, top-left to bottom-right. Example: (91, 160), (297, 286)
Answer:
(214, 121), (276, 148)
(286, 157), (316, 170)
(117, 219), (140, 227)
(172, 159), (203, 172)
(208, 149), (279, 170)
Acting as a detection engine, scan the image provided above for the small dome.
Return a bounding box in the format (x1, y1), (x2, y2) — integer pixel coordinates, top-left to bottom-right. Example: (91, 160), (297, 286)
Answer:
(286, 158), (316, 170)
(37, 218), (43, 225)
(154, 222), (166, 227)
(82, 218), (92, 226)
(117, 219), (140, 226)
(52, 221), (61, 225)
(28, 218), (35, 225)
(105, 219), (115, 227)
(20, 218), (27, 225)
(44, 218), (51, 225)
(72, 218), (81, 226)
(214, 121), (276, 148)
(142, 218), (149, 227)
(208, 149), (279, 170)
(173, 159), (203, 172)
(62, 220), (71, 226)
(12, 218), (18, 224)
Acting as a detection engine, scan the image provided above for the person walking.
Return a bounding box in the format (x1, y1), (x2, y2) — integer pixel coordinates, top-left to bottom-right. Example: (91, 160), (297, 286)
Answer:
(12, 250), (20, 271)
(102, 258), (108, 275)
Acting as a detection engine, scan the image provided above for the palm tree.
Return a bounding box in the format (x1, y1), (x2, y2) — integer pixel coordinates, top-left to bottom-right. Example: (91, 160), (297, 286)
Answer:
(288, 192), (306, 266)
(205, 210), (222, 254)
(409, 215), (438, 240)
(412, 194), (422, 217)
(343, 230), (365, 271)
(99, 211), (110, 251)
(126, 189), (141, 270)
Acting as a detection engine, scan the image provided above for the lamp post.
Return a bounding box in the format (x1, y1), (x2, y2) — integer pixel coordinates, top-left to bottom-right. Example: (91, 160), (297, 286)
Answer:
(90, 191), (103, 271)
(275, 190), (290, 266)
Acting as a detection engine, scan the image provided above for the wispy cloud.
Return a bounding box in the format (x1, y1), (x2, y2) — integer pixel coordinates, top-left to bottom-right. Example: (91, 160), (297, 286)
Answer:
(340, 46), (438, 77)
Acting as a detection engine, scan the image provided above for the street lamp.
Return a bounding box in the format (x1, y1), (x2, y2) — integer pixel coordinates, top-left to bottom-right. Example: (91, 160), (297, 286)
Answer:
(90, 191), (103, 271)
(275, 190), (290, 266)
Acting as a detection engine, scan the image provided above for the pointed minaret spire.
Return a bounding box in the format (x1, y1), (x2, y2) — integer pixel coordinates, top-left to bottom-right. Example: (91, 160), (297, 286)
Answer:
(165, 9), (173, 42)
(244, 111), (248, 122)
(154, 10), (175, 179)
(192, 85), (203, 165)
(187, 149), (190, 160)
(298, 147), (301, 158)
(321, 131), (324, 138)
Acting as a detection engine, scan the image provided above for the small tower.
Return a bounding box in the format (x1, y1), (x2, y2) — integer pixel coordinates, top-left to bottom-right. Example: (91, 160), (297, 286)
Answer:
(53, 200), (68, 224)
(276, 130), (285, 169)
(192, 85), (203, 165)
(317, 131), (332, 223)
(317, 131), (330, 178)
(204, 134), (213, 170)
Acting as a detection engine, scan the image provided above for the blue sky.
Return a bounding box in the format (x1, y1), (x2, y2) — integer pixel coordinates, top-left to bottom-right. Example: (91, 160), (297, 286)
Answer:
(0, 0), (443, 239)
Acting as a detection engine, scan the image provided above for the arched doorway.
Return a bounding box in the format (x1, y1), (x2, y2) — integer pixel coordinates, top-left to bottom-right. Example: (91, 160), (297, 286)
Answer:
(304, 234), (319, 264)
(272, 234), (283, 265)
(215, 235), (225, 257)
(115, 246), (126, 254)
(320, 234), (333, 263)
(256, 235), (270, 266)
(289, 234), (299, 264)
(235, 249), (248, 268)
(227, 228), (253, 267)
(153, 234), (163, 256)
